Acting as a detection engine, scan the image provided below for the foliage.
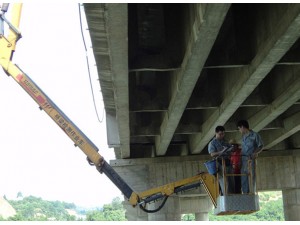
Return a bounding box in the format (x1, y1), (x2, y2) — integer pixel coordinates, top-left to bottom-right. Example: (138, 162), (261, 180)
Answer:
(182, 191), (284, 221)
(1, 195), (126, 221)
(1, 191), (284, 221)
(16, 192), (23, 199)
(7, 195), (76, 221)
(86, 197), (127, 221)
(182, 214), (195, 221)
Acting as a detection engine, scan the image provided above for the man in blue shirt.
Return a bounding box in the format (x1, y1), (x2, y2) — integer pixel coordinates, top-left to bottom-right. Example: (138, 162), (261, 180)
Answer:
(237, 120), (263, 194)
(208, 126), (232, 195)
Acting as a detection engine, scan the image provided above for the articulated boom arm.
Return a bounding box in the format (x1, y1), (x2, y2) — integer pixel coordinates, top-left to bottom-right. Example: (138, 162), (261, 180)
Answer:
(0, 3), (218, 213)
(137, 173), (218, 209)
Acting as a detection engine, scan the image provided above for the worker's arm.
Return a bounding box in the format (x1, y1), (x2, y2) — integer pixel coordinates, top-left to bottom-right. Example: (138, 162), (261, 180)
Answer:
(252, 132), (264, 159)
(209, 146), (228, 158)
(252, 146), (263, 159)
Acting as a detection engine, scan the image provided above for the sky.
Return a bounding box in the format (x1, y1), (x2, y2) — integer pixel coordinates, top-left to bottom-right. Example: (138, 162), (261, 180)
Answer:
(0, 3), (122, 208)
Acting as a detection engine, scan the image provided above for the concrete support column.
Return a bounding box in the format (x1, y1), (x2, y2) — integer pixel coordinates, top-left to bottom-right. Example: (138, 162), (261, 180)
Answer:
(282, 189), (300, 221)
(123, 200), (148, 221)
(195, 212), (209, 221)
(181, 196), (212, 221)
(148, 196), (181, 221)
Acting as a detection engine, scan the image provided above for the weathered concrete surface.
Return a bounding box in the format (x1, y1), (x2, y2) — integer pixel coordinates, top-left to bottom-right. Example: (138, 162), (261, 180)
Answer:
(282, 189), (300, 221)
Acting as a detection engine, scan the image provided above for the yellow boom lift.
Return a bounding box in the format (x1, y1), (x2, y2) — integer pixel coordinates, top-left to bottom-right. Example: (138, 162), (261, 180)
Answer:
(0, 3), (259, 215)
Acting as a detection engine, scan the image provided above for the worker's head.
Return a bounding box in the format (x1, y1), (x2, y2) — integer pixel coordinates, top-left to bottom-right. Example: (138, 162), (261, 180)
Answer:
(236, 120), (249, 134)
(215, 125), (225, 140)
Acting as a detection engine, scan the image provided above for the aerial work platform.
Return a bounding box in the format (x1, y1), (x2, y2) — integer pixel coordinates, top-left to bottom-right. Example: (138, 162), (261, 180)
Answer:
(205, 147), (260, 215)
(214, 194), (259, 215)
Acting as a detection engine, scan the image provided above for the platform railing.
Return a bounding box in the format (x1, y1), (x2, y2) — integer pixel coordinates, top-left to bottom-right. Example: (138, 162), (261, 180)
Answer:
(217, 156), (256, 195)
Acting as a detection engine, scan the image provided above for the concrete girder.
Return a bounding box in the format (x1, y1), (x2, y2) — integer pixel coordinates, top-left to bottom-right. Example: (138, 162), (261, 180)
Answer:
(225, 119), (283, 133)
(250, 69), (300, 132)
(190, 4), (300, 154)
(262, 111), (300, 150)
(106, 5), (130, 158)
(155, 4), (231, 156)
(85, 4), (130, 158)
(226, 67), (300, 145)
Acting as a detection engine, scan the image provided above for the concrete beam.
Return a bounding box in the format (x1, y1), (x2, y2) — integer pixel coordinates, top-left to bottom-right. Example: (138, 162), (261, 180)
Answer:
(190, 4), (300, 154)
(110, 149), (300, 167)
(263, 111), (300, 149)
(250, 69), (300, 132)
(155, 4), (231, 156)
(106, 4), (130, 158)
(225, 119), (283, 133)
(84, 4), (115, 113)
(85, 4), (130, 158)
(226, 66), (300, 145)
(227, 68), (300, 144)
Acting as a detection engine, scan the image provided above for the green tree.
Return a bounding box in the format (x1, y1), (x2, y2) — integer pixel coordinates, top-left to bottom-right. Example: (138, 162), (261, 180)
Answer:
(182, 214), (195, 221)
(86, 210), (105, 221)
(86, 197), (127, 221)
(7, 195), (77, 221)
(17, 192), (23, 199)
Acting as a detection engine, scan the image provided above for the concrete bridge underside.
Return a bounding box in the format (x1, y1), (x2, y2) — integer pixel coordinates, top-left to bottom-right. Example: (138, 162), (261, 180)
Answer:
(84, 3), (300, 220)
